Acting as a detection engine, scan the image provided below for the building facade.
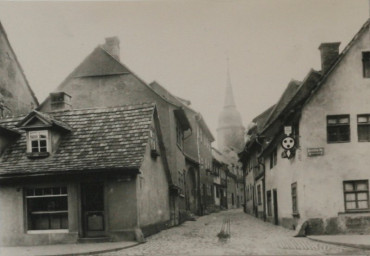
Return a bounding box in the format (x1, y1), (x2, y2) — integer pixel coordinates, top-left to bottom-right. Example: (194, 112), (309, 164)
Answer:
(241, 19), (370, 235)
(0, 104), (172, 246)
(38, 38), (193, 226)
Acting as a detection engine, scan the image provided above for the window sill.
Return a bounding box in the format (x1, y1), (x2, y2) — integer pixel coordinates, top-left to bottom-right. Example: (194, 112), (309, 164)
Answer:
(26, 152), (50, 158)
(327, 141), (350, 144)
(338, 209), (370, 215)
(27, 229), (68, 234)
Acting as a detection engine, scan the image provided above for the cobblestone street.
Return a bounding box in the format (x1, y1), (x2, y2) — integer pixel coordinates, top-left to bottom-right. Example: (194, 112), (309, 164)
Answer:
(97, 209), (369, 256)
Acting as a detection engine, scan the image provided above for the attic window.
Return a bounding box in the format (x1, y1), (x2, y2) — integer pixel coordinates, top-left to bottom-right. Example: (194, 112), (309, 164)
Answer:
(27, 131), (50, 157)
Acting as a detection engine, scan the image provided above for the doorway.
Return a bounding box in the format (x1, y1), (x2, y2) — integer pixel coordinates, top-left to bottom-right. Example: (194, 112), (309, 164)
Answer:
(81, 183), (105, 237)
(273, 189), (278, 225)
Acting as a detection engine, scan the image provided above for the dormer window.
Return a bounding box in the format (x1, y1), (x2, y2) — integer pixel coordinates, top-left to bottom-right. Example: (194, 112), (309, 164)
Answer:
(27, 131), (50, 158)
(29, 131), (48, 153)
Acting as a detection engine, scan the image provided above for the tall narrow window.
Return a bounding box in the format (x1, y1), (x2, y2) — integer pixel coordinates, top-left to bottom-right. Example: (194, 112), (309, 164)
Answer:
(176, 122), (183, 149)
(267, 190), (272, 216)
(26, 187), (68, 231)
(362, 52), (370, 78)
(28, 131), (48, 153)
(291, 182), (298, 214)
(257, 184), (262, 205)
(327, 115), (350, 143)
(344, 180), (369, 211)
(357, 115), (370, 142)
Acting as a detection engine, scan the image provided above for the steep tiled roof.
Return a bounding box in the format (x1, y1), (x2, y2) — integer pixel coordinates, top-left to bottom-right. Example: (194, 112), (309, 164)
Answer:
(17, 110), (72, 132)
(0, 104), (155, 176)
(262, 80), (302, 129)
(260, 70), (322, 136)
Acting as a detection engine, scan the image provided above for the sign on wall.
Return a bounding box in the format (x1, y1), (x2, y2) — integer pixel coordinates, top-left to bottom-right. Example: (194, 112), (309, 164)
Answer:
(307, 147), (324, 157)
(281, 136), (295, 159)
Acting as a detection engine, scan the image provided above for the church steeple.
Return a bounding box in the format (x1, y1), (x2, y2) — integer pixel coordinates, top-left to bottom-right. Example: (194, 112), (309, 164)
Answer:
(217, 61), (245, 153)
(224, 64), (236, 108)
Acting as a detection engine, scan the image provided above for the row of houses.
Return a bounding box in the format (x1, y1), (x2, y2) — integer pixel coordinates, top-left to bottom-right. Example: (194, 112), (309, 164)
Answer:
(240, 18), (370, 235)
(0, 21), (244, 246)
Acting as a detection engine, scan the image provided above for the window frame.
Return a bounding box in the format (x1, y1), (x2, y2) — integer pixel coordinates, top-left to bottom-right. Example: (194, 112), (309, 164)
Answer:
(291, 182), (298, 214)
(326, 115), (350, 143)
(357, 114), (370, 142)
(362, 51), (370, 78)
(28, 130), (49, 153)
(343, 180), (369, 212)
(25, 186), (68, 232)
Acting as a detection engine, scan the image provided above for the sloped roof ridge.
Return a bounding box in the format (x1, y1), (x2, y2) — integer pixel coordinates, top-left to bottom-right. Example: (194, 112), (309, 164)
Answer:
(304, 18), (370, 105)
(98, 48), (183, 108)
(252, 104), (276, 123)
(262, 79), (302, 127)
(149, 80), (214, 140)
(0, 21), (39, 106)
(49, 102), (156, 115)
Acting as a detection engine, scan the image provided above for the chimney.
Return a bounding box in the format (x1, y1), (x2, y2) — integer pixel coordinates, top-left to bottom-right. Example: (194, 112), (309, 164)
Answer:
(318, 42), (341, 73)
(50, 92), (72, 111)
(102, 36), (120, 61)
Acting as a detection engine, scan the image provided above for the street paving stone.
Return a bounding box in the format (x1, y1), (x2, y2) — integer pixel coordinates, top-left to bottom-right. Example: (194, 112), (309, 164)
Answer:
(97, 209), (370, 256)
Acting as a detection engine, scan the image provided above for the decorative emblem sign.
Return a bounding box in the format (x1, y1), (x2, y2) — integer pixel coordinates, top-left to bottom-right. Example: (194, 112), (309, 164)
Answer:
(281, 136), (295, 159)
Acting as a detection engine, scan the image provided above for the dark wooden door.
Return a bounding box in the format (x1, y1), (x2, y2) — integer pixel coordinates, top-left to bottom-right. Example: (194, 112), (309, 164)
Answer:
(81, 183), (105, 237)
(273, 189), (278, 225)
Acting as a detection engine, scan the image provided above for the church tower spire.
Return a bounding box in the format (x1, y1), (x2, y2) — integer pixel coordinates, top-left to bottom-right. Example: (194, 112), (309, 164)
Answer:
(217, 61), (245, 153)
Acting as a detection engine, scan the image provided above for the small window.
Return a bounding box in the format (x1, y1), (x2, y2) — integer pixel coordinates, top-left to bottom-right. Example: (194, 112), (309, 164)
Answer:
(344, 180), (369, 211)
(28, 130), (48, 153)
(327, 115), (350, 143)
(26, 187), (68, 231)
(358, 115), (370, 142)
(291, 182), (298, 214)
(362, 52), (370, 78)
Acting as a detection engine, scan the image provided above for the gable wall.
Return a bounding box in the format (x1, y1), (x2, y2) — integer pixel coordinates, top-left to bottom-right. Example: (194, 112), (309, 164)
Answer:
(40, 74), (185, 186)
(138, 119), (170, 230)
(0, 28), (37, 116)
(297, 26), (370, 219)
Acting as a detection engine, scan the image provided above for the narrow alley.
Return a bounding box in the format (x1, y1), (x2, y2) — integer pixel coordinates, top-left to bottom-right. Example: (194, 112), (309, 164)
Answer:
(97, 209), (367, 256)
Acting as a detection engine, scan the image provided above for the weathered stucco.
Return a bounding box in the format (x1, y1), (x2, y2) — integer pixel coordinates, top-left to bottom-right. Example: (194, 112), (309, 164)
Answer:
(0, 24), (38, 116)
(138, 120), (170, 229)
(263, 23), (370, 234)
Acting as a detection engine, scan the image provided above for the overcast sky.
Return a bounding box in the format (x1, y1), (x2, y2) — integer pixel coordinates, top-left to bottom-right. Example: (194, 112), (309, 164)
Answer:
(0, 0), (368, 138)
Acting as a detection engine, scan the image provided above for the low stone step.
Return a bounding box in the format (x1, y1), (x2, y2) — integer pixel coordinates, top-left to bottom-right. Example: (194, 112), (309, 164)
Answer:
(78, 236), (111, 243)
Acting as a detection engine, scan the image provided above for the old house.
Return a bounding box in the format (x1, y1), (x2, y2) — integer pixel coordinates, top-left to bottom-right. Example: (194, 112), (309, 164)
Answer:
(149, 81), (215, 215)
(0, 21), (38, 116)
(0, 103), (172, 246)
(212, 147), (228, 210)
(38, 37), (192, 225)
(241, 18), (370, 235)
